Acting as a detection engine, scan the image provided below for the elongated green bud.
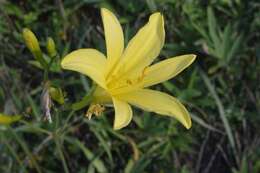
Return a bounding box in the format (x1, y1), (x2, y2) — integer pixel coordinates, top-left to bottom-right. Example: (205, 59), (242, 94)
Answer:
(23, 28), (47, 68)
(46, 37), (57, 57)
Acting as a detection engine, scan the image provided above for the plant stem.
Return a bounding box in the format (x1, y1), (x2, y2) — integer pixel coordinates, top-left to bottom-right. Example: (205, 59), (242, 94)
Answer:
(54, 133), (70, 173)
(199, 68), (239, 165)
(72, 83), (97, 111)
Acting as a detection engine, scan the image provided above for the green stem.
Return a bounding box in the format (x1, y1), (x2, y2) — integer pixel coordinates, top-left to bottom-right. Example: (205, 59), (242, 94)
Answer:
(54, 133), (70, 173)
(63, 110), (75, 130)
(43, 54), (58, 82)
(9, 127), (42, 173)
(34, 50), (48, 69)
(72, 83), (97, 111)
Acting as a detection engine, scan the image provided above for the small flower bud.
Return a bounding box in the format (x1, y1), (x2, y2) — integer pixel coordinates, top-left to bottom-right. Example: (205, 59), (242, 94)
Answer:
(46, 37), (57, 57)
(23, 28), (47, 68)
(49, 87), (64, 105)
(23, 28), (41, 54)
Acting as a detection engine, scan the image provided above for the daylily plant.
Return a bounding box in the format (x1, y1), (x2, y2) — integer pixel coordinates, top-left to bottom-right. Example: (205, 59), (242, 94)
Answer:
(61, 8), (196, 130)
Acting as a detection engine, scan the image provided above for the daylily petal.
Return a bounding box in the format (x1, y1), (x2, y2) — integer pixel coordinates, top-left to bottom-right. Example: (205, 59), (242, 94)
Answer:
(143, 54), (196, 87)
(117, 89), (191, 129)
(112, 97), (133, 130)
(101, 8), (124, 77)
(61, 49), (107, 88)
(110, 12), (165, 81)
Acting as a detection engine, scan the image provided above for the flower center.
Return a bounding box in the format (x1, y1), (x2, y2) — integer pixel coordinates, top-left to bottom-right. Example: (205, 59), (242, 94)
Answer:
(106, 67), (148, 95)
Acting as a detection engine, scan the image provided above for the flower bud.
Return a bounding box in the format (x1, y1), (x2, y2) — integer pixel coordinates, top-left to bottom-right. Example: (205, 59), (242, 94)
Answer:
(23, 28), (41, 54)
(46, 37), (57, 57)
(49, 87), (64, 104)
(23, 28), (47, 68)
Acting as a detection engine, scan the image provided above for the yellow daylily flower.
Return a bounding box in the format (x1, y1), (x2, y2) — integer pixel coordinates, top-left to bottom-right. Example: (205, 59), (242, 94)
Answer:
(61, 8), (196, 130)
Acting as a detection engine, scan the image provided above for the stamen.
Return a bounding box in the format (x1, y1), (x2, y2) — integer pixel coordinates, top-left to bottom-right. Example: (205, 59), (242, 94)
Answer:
(86, 104), (105, 120)
(126, 79), (133, 85)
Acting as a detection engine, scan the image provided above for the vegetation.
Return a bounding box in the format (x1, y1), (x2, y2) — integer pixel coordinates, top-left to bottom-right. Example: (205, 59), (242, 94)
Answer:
(0, 0), (259, 172)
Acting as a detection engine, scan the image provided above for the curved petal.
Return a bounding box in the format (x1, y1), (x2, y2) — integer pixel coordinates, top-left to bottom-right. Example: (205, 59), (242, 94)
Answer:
(110, 12), (165, 81)
(101, 8), (124, 76)
(143, 54), (196, 87)
(117, 89), (191, 129)
(61, 49), (107, 88)
(112, 97), (133, 130)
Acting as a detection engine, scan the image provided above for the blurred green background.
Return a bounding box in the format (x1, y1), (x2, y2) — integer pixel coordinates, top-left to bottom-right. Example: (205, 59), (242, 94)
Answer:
(0, 0), (259, 172)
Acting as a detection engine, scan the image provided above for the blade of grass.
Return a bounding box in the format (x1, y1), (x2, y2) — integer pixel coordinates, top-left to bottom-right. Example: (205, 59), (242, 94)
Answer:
(146, 0), (157, 12)
(226, 33), (243, 63)
(1, 133), (28, 173)
(221, 23), (232, 59)
(91, 129), (114, 165)
(80, 75), (90, 92)
(9, 127), (42, 173)
(199, 69), (238, 164)
(207, 7), (221, 53)
(54, 133), (70, 173)
(27, 94), (41, 121)
(190, 113), (223, 134)
(191, 22), (211, 45)
(65, 137), (108, 173)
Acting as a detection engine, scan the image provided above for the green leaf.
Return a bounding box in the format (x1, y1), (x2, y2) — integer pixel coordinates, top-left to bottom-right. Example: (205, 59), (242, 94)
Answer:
(207, 7), (221, 53)
(66, 137), (108, 173)
(221, 23), (232, 59)
(226, 33), (243, 63)
(91, 129), (114, 164)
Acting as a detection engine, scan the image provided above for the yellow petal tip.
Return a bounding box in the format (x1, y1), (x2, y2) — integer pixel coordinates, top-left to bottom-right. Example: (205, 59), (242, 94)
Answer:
(150, 12), (164, 23)
(191, 54), (197, 60)
(60, 58), (68, 69)
(101, 8), (113, 17)
(100, 8), (106, 14)
(184, 118), (192, 129)
(113, 125), (121, 130)
(113, 117), (131, 130)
